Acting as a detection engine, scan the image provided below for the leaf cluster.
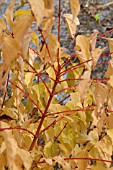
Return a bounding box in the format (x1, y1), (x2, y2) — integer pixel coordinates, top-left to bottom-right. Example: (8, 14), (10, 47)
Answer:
(0, 0), (113, 169)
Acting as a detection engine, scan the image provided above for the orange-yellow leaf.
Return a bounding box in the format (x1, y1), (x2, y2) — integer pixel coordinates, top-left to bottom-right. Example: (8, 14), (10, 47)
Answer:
(28, 0), (45, 27)
(64, 14), (79, 38)
(5, 0), (16, 29)
(70, 0), (80, 19)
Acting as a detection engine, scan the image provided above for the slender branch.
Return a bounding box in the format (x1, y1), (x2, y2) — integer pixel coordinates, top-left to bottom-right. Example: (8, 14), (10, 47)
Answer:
(54, 122), (68, 141)
(40, 105), (95, 134)
(0, 126), (35, 136)
(37, 157), (113, 164)
(61, 53), (76, 69)
(38, 27), (52, 61)
(64, 157), (113, 163)
(88, 133), (107, 152)
(29, 70), (60, 151)
(47, 105), (95, 117)
(97, 62), (109, 65)
(97, 28), (113, 39)
(97, 2), (113, 9)
(60, 59), (92, 77)
(29, 46), (39, 55)
(59, 94), (70, 105)
(9, 80), (43, 115)
(54, 84), (78, 95)
(25, 60), (51, 94)
(59, 78), (83, 83)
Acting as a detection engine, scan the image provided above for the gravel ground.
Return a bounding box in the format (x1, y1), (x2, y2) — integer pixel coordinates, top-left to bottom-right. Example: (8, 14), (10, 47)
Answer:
(0, 0), (113, 78)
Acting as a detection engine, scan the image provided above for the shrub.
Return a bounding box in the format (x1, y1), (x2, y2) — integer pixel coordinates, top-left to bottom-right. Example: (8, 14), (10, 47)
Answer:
(0, 0), (113, 169)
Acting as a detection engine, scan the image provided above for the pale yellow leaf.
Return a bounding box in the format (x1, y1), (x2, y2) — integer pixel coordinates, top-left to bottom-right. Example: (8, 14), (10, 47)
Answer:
(91, 47), (105, 68)
(89, 29), (99, 50)
(1, 108), (18, 120)
(1, 36), (20, 62)
(0, 121), (19, 170)
(42, 17), (55, 38)
(93, 82), (108, 113)
(70, 0), (80, 19)
(54, 156), (71, 170)
(43, 0), (54, 17)
(76, 35), (91, 61)
(77, 70), (91, 102)
(106, 59), (113, 78)
(106, 114), (113, 129)
(5, 0), (16, 29)
(76, 149), (89, 170)
(39, 33), (59, 63)
(0, 19), (6, 41)
(31, 30), (39, 47)
(13, 15), (34, 58)
(64, 14), (79, 38)
(28, 0), (45, 27)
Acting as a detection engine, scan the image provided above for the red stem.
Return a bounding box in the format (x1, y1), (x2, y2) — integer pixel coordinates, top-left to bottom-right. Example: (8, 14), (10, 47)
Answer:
(54, 84), (78, 95)
(25, 60), (51, 94)
(9, 80), (43, 115)
(59, 78), (83, 83)
(59, 94), (70, 104)
(97, 28), (113, 39)
(61, 53), (76, 69)
(60, 59), (92, 77)
(47, 105), (95, 116)
(96, 62), (109, 65)
(64, 157), (113, 163)
(0, 126), (34, 136)
(54, 122), (68, 141)
(40, 105), (95, 134)
(38, 27), (52, 61)
(29, 70), (60, 151)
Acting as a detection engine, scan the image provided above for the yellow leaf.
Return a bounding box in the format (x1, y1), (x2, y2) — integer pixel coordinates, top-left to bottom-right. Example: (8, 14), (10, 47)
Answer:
(77, 149), (89, 170)
(91, 47), (105, 68)
(14, 9), (31, 18)
(43, 0), (54, 17)
(0, 121), (33, 169)
(13, 15), (34, 59)
(1, 108), (18, 120)
(1, 36), (20, 63)
(76, 35), (91, 61)
(28, 0), (45, 27)
(106, 59), (113, 78)
(39, 33), (59, 63)
(0, 19), (6, 41)
(89, 29), (99, 50)
(54, 156), (71, 170)
(44, 141), (59, 157)
(77, 70), (91, 102)
(93, 82), (108, 113)
(70, 0), (80, 19)
(64, 14), (79, 38)
(42, 17), (55, 38)
(31, 30), (39, 47)
(5, 0), (16, 29)
(106, 114), (113, 129)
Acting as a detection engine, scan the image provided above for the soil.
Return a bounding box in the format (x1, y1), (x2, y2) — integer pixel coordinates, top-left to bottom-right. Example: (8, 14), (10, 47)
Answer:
(0, 0), (113, 78)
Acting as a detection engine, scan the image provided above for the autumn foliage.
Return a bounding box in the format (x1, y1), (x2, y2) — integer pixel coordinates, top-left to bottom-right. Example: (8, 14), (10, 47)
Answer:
(0, 0), (113, 169)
